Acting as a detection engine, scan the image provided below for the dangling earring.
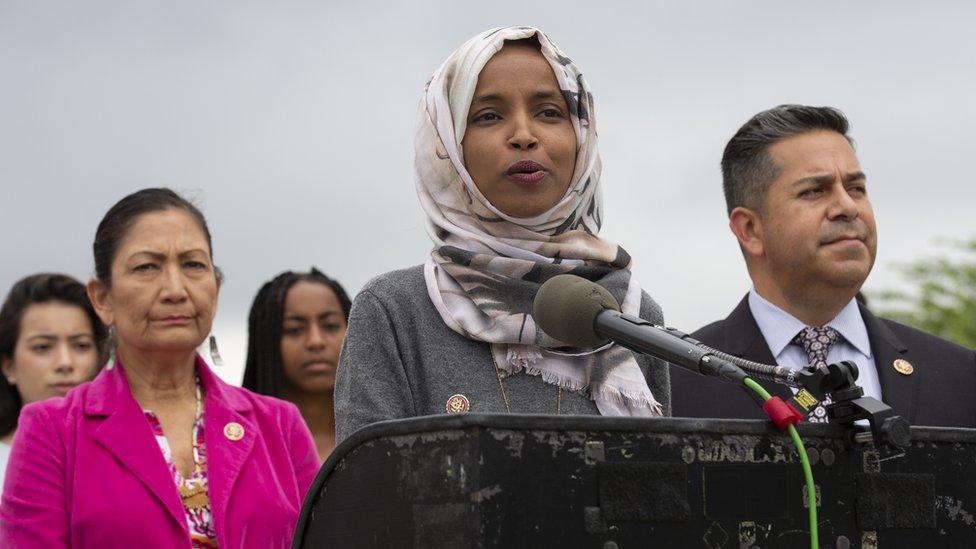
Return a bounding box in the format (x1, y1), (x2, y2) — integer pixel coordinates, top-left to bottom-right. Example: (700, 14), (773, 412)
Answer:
(105, 326), (117, 370)
(209, 334), (224, 366)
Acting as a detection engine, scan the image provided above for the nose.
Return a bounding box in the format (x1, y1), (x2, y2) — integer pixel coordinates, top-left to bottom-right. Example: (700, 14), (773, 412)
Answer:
(306, 324), (327, 351)
(827, 182), (860, 221)
(507, 113), (538, 151)
(55, 342), (76, 375)
(160, 263), (190, 303)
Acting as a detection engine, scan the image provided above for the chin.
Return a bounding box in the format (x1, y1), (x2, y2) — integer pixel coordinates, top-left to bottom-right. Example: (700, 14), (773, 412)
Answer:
(497, 203), (547, 218)
(298, 379), (335, 395)
(824, 264), (871, 290)
(146, 335), (207, 355)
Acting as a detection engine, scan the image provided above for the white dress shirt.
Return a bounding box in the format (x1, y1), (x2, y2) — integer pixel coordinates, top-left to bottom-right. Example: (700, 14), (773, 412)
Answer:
(748, 289), (883, 402)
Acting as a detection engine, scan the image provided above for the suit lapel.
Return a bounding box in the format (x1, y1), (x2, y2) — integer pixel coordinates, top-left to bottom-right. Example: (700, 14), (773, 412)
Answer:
(197, 360), (255, 542)
(860, 305), (917, 422)
(722, 296), (793, 400)
(87, 367), (187, 532)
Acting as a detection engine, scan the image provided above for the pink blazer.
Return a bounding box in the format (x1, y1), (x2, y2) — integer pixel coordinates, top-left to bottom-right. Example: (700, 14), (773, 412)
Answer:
(0, 357), (320, 548)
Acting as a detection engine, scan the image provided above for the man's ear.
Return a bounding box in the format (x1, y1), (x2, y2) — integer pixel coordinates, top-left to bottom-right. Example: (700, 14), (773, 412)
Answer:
(729, 206), (765, 259)
(86, 278), (114, 328)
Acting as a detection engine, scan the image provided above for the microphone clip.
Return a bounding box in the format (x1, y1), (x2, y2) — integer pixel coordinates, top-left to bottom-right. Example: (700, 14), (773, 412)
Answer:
(792, 360), (910, 461)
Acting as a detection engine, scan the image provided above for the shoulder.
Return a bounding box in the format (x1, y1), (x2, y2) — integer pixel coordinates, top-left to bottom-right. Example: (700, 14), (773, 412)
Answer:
(691, 319), (726, 345)
(19, 381), (90, 428)
(638, 290), (664, 324)
(359, 265), (426, 300)
(219, 382), (304, 425)
(690, 294), (752, 345)
(352, 265), (432, 322)
(876, 316), (975, 357)
(11, 392), (80, 456)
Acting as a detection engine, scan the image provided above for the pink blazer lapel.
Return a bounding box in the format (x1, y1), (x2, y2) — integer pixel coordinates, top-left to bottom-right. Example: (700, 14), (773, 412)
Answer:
(84, 366), (188, 534)
(197, 359), (256, 539)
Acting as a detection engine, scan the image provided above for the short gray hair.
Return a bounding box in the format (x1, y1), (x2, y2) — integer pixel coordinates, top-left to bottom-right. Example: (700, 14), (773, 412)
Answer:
(721, 105), (852, 214)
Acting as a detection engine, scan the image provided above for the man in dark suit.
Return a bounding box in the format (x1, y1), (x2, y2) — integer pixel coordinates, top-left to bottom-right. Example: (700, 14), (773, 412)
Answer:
(671, 105), (976, 427)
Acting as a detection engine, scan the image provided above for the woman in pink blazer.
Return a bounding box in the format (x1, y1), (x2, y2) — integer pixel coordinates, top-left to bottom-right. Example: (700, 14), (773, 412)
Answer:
(0, 188), (320, 547)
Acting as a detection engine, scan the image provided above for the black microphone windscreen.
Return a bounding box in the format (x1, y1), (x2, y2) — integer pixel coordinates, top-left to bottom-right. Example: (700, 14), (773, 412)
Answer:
(533, 274), (621, 348)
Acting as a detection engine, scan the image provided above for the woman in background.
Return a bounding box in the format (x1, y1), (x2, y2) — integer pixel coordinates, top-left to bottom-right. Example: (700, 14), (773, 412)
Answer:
(243, 268), (351, 461)
(0, 273), (105, 494)
(1, 188), (318, 547)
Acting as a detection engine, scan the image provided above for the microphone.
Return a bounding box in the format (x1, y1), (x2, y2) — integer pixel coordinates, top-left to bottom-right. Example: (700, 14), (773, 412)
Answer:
(532, 275), (911, 455)
(533, 274), (748, 384)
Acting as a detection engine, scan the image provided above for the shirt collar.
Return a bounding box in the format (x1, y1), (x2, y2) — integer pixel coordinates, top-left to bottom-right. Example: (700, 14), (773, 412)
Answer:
(748, 289), (807, 358)
(747, 289), (873, 358)
(827, 297), (873, 357)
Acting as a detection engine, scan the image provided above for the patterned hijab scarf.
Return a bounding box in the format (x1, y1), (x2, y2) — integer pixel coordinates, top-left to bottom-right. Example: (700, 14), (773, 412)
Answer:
(416, 26), (661, 417)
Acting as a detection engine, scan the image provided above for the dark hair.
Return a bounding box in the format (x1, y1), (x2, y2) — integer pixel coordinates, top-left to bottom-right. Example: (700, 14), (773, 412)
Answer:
(505, 35), (542, 49)
(241, 268), (352, 397)
(0, 273), (107, 438)
(93, 187), (218, 286)
(721, 105), (852, 214)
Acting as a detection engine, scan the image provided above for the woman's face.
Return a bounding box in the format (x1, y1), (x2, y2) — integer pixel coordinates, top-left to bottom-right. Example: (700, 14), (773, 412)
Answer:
(1, 302), (99, 403)
(90, 208), (219, 357)
(279, 281), (346, 395)
(462, 43), (577, 219)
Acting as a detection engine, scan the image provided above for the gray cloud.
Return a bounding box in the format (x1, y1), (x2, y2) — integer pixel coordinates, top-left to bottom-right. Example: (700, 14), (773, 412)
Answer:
(2, 1), (973, 382)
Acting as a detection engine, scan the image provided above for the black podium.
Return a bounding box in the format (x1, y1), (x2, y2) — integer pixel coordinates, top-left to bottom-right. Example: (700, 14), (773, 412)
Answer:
(293, 414), (976, 548)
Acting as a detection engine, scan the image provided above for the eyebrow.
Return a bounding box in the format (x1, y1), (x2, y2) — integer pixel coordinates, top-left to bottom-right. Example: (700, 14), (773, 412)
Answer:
(128, 249), (209, 261)
(471, 89), (562, 105)
(282, 311), (342, 322)
(26, 333), (92, 341)
(792, 171), (867, 187)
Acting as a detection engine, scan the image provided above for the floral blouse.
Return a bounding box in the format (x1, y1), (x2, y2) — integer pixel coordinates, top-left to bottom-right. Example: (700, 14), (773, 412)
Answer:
(145, 409), (218, 547)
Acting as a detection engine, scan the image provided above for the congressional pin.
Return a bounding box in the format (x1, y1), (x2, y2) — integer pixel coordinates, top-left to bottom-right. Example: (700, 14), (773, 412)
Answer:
(224, 422), (245, 441)
(445, 394), (470, 414)
(893, 359), (914, 376)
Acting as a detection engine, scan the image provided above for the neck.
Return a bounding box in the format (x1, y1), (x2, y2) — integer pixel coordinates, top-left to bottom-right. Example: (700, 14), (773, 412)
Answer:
(753, 281), (853, 326)
(282, 385), (335, 458)
(751, 269), (855, 326)
(118, 344), (198, 408)
(283, 387), (334, 433)
(1, 431), (13, 445)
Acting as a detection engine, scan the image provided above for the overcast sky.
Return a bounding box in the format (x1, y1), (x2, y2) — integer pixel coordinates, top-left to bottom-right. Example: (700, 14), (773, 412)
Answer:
(2, 1), (973, 384)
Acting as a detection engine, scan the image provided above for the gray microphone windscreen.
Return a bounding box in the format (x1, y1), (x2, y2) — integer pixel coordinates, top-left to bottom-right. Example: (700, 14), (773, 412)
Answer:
(533, 274), (621, 348)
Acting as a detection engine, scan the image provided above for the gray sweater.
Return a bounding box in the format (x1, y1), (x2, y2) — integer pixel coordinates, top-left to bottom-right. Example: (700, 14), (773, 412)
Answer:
(335, 265), (671, 443)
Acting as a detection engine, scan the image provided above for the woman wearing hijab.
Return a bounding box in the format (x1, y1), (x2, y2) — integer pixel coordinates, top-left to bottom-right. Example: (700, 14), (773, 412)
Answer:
(335, 26), (670, 443)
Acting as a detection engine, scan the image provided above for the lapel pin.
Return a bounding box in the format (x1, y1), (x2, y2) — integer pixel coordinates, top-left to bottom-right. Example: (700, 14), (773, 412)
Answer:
(224, 422), (245, 441)
(446, 394), (470, 414)
(893, 359), (914, 376)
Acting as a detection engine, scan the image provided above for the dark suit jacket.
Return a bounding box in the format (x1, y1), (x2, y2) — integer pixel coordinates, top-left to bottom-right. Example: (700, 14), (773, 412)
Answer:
(670, 295), (976, 428)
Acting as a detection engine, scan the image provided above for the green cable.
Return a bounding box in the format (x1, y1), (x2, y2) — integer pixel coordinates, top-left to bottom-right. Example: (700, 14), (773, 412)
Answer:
(742, 377), (819, 549)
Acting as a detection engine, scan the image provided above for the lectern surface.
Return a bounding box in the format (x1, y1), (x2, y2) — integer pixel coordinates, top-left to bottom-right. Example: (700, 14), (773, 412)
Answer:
(294, 414), (976, 548)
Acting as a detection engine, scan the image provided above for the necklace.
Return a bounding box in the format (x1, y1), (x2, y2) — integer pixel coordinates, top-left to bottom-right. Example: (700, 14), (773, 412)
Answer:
(178, 379), (209, 511)
(491, 349), (561, 415)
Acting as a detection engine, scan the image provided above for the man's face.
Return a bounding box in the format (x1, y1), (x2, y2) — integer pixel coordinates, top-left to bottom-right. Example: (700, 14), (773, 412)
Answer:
(753, 130), (877, 296)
